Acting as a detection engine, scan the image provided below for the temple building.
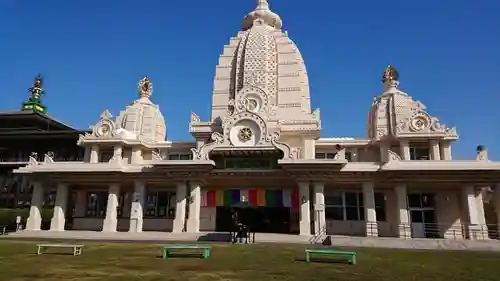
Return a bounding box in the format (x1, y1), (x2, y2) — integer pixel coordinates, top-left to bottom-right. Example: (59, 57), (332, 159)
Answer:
(15, 0), (500, 240)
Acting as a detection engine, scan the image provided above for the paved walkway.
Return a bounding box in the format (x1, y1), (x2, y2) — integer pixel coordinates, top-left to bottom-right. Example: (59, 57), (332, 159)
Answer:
(3, 231), (500, 252)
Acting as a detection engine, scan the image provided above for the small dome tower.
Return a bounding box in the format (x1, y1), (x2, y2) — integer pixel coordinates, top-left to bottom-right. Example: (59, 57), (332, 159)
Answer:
(115, 77), (167, 143)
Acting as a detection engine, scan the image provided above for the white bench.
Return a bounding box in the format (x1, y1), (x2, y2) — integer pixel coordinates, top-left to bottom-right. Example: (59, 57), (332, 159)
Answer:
(36, 244), (84, 256)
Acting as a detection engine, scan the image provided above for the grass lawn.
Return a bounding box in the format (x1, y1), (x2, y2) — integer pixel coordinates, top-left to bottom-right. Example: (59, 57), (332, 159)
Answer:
(0, 240), (499, 281)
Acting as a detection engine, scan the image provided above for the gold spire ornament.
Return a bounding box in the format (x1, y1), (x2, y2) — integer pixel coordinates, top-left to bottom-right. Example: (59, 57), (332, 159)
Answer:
(22, 74), (47, 113)
(29, 74), (45, 100)
(382, 64), (399, 83)
(138, 76), (153, 98)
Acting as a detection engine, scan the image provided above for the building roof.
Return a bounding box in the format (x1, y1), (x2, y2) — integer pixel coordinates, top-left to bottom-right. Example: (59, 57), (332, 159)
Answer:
(0, 109), (79, 132)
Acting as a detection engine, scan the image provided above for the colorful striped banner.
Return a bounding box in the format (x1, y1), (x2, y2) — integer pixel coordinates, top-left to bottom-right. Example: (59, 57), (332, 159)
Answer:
(216, 190), (224, 206)
(257, 189), (266, 206)
(248, 189), (258, 205)
(200, 188), (299, 207)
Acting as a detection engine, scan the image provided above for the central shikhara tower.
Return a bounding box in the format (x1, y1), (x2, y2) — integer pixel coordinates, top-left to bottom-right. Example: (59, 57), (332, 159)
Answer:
(190, 0), (320, 160)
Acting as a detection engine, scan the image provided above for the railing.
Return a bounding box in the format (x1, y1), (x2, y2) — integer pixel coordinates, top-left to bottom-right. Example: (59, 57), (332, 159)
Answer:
(230, 224), (256, 244)
(324, 220), (500, 240)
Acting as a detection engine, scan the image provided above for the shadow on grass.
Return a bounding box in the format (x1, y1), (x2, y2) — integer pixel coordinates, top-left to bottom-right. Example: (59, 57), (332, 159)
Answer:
(294, 256), (353, 265)
(37, 252), (80, 256)
(155, 253), (209, 259)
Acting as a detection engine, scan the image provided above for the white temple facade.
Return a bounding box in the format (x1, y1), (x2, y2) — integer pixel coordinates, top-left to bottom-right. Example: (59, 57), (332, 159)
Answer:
(15, 0), (500, 240)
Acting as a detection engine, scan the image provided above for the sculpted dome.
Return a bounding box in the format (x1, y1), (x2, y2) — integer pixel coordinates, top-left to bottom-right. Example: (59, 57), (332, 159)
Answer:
(209, 0), (317, 126)
(115, 77), (167, 143)
(367, 65), (457, 141)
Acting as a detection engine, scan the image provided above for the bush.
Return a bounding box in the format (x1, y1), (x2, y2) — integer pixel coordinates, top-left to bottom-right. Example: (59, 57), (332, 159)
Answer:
(0, 208), (53, 232)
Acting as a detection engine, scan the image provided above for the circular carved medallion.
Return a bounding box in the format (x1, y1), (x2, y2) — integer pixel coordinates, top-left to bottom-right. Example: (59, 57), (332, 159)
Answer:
(246, 98), (258, 112)
(98, 123), (112, 136)
(238, 127), (253, 142)
(410, 116), (429, 131)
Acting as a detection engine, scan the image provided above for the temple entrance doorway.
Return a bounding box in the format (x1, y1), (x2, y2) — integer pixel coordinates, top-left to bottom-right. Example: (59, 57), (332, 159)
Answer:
(215, 206), (292, 234)
(408, 193), (438, 238)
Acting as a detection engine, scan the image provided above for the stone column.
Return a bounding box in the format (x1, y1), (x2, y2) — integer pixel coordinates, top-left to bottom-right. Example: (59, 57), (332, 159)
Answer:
(172, 182), (187, 233)
(312, 182), (326, 235)
(129, 181), (145, 233)
(112, 145), (123, 163)
(298, 182), (311, 235)
(399, 140), (411, 160)
(131, 147), (143, 164)
(50, 183), (68, 231)
(463, 185), (489, 240)
(429, 140), (441, 160)
(440, 141), (452, 160)
(493, 183), (500, 237)
(89, 145), (99, 163)
(102, 184), (120, 232)
(83, 147), (91, 162)
(187, 183), (201, 233)
(379, 142), (389, 162)
(363, 182), (378, 237)
(303, 139), (316, 159)
(26, 182), (44, 231)
(395, 185), (411, 238)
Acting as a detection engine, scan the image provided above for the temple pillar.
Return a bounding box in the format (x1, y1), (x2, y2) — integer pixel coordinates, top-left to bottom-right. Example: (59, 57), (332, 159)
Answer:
(463, 185), (489, 240)
(172, 182), (187, 233)
(298, 182), (311, 235)
(440, 141), (452, 160)
(50, 183), (68, 231)
(186, 183), (201, 233)
(312, 182), (326, 235)
(102, 184), (120, 232)
(399, 140), (410, 160)
(26, 182), (44, 231)
(493, 183), (500, 238)
(395, 184), (411, 238)
(430, 140), (441, 160)
(129, 181), (145, 233)
(363, 182), (378, 237)
(89, 145), (99, 163)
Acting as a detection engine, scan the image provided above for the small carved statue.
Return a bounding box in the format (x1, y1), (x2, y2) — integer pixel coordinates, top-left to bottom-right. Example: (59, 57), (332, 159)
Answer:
(382, 64), (399, 83)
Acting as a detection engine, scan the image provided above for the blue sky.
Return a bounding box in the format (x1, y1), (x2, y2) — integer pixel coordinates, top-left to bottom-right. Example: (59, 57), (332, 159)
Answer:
(0, 0), (499, 159)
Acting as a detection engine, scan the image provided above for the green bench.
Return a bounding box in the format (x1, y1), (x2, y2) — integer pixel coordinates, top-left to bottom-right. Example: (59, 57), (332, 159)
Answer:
(162, 245), (212, 259)
(305, 249), (356, 265)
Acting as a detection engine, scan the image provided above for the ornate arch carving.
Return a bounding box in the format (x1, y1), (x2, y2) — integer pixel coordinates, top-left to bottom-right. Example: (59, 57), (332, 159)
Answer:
(191, 110), (298, 160)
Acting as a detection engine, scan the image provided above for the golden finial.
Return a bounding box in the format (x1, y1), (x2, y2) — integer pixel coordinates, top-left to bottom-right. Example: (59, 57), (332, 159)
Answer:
(382, 64), (399, 83)
(138, 76), (153, 98)
(28, 74), (45, 100)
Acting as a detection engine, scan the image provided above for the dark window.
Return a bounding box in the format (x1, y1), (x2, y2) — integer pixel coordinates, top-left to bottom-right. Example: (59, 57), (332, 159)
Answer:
(145, 191), (176, 219)
(169, 153), (192, 160)
(100, 150), (113, 162)
(408, 193), (435, 209)
(374, 192), (386, 221)
(409, 146), (430, 160)
(86, 191), (108, 217)
(325, 191), (364, 221)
